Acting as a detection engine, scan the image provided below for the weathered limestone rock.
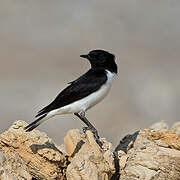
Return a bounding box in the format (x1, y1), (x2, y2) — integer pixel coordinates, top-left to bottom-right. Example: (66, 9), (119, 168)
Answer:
(171, 122), (180, 135)
(0, 120), (67, 179)
(64, 129), (115, 180)
(116, 128), (180, 180)
(0, 120), (180, 180)
(149, 121), (168, 131)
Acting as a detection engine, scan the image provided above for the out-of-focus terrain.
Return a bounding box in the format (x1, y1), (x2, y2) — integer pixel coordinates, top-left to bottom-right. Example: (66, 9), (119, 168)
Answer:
(0, 0), (180, 145)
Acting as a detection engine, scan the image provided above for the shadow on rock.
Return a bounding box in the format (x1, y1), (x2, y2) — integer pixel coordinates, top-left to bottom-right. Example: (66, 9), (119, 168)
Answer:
(30, 141), (63, 154)
(111, 131), (139, 180)
(115, 131), (139, 153)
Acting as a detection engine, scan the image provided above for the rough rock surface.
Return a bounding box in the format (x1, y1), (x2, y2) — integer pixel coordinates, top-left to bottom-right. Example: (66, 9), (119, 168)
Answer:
(114, 121), (180, 180)
(0, 120), (67, 179)
(64, 129), (115, 180)
(116, 129), (180, 180)
(0, 120), (180, 180)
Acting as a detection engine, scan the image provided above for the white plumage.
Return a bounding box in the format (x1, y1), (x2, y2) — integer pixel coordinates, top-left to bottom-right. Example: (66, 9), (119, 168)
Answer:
(39, 70), (115, 123)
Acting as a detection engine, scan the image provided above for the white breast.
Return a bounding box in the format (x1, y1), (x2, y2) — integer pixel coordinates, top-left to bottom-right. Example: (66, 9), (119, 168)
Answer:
(48, 70), (115, 117)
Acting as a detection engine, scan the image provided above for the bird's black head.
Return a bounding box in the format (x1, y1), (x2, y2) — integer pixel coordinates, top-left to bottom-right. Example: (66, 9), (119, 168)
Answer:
(80, 50), (118, 74)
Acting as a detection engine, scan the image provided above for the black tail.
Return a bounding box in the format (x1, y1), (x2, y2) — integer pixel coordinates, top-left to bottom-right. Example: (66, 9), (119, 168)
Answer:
(24, 114), (47, 132)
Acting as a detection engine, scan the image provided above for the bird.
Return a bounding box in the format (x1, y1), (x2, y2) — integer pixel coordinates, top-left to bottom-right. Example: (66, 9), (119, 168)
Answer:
(24, 49), (118, 146)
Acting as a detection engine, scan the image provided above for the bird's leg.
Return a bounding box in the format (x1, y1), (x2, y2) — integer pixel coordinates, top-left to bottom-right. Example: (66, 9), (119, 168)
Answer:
(74, 112), (103, 147)
(74, 112), (98, 137)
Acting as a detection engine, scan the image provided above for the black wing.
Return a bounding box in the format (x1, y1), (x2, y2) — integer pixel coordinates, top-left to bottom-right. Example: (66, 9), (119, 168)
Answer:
(36, 68), (107, 117)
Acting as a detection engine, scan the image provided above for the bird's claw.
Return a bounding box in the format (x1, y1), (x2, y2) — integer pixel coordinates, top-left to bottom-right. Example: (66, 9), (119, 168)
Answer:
(83, 126), (99, 138)
(82, 126), (88, 133)
(82, 126), (103, 148)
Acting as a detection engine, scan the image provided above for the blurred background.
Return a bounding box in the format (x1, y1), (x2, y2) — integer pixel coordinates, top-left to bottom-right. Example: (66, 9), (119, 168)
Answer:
(0, 0), (180, 145)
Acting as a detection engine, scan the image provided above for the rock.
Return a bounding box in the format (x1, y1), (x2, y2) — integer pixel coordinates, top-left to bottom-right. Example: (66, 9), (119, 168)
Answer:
(1, 120), (180, 180)
(64, 129), (115, 180)
(149, 121), (168, 131)
(116, 129), (180, 180)
(171, 122), (180, 135)
(0, 120), (67, 180)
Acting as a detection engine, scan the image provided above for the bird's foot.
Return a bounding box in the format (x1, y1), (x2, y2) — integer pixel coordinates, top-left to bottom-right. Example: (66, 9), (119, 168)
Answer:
(83, 126), (103, 148)
(83, 126), (99, 138)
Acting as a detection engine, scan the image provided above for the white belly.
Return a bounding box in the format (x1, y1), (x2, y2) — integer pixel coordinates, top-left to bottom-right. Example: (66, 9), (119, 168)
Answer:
(48, 70), (115, 117)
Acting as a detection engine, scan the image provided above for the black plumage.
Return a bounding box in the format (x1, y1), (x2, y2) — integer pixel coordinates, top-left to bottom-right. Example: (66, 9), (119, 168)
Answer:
(24, 49), (117, 133)
(35, 68), (107, 118)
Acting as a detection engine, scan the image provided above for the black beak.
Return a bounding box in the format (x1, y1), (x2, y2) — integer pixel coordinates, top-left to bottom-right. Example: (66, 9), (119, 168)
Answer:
(80, 54), (89, 59)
